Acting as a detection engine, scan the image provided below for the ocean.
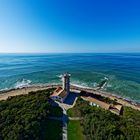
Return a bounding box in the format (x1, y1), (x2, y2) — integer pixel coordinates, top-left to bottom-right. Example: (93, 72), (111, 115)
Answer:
(0, 53), (140, 103)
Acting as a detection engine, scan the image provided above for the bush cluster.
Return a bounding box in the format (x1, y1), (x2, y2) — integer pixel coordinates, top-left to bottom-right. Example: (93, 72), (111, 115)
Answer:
(0, 88), (63, 140)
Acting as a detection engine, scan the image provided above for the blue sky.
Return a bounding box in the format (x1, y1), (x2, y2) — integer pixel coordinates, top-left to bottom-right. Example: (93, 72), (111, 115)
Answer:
(0, 0), (140, 53)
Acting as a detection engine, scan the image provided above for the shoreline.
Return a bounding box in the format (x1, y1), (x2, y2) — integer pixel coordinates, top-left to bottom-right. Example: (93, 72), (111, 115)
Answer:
(70, 85), (140, 111)
(0, 84), (140, 111)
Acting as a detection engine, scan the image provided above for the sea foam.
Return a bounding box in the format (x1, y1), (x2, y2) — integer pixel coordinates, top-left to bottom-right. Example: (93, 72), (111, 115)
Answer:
(14, 79), (32, 88)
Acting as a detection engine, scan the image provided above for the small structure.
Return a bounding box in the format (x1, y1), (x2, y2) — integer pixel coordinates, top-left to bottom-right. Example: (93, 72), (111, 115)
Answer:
(50, 73), (71, 102)
(110, 105), (123, 115)
(84, 96), (111, 110)
(82, 96), (123, 115)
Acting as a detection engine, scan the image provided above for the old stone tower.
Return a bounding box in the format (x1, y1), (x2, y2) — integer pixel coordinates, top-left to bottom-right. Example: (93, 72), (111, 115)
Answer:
(62, 73), (70, 95)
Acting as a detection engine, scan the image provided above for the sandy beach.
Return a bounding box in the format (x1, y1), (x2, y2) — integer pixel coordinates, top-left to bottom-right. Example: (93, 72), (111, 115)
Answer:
(0, 84), (140, 111)
(71, 85), (140, 111)
(0, 84), (59, 101)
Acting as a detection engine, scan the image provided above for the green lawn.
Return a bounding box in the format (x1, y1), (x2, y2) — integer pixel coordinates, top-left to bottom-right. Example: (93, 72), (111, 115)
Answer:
(67, 108), (75, 117)
(42, 119), (62, 140)
(67, 107), (81, 117)
(68, 120), (84, 140)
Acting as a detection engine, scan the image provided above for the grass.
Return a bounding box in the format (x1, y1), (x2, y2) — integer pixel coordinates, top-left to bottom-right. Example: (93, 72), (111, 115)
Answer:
(67, 108), (75, 117)
(67, 106), (81, 117)
(68, 120), (84, 140)
(42, 119), (62, 140)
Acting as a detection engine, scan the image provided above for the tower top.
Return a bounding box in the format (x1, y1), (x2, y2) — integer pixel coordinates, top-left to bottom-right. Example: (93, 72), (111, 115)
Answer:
(63, 73), (71, 77)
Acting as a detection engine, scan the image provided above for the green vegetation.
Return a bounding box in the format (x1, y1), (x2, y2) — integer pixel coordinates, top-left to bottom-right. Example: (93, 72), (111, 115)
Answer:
(1, 88), (140, 140)
(68, 120), (84, 140)
(67, 108), (78, 117)
(0, 88), (63, 140)
(42, 119), (62, 140)
(67, 98), (140, 140)
(80, 91), (118, 105)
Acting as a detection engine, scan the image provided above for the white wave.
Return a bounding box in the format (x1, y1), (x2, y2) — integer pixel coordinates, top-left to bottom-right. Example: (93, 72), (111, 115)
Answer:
(14, 79), (32, 88)
(106, 84), (112, 88)
(93, 82), (97, 87)
(0, 87), (9, 92)
(104, 77), (109, 80)
(57, 74), (63, 78)
(100, 76), (109, 81)
(71, 79), (93, 89)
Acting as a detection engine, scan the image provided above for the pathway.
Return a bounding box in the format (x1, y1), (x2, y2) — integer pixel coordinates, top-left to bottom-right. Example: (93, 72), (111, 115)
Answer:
(49, 101), (68, 140)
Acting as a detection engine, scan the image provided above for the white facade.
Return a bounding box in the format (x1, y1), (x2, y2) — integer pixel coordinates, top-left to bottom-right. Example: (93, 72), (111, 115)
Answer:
(50, 73), (71, 103)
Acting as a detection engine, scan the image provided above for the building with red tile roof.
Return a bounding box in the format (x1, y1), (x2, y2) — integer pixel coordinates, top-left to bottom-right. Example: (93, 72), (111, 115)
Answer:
(50, 73), (70, 102)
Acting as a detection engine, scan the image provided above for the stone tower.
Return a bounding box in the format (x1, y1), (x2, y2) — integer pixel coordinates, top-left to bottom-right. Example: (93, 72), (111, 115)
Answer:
(62, 73), (70, 95)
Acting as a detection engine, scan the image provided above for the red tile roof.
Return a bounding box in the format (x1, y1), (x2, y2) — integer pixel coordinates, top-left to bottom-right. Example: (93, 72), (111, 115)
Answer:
(50, 87), (67, 98)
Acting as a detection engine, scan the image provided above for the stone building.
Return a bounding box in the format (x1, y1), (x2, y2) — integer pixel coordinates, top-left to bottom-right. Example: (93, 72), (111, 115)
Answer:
(50, 73), (70, 102)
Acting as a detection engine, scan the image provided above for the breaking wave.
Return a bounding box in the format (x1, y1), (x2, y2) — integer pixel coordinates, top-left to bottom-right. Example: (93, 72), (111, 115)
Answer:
(14, 79), (32, 88)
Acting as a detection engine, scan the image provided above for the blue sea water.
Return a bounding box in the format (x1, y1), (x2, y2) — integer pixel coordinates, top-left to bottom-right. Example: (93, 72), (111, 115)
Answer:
(0, 53), (140, 102)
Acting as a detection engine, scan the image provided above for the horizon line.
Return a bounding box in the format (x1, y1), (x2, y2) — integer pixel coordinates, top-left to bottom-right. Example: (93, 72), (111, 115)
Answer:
(0, 52), (140, 54)
(0, 51), (140, 54)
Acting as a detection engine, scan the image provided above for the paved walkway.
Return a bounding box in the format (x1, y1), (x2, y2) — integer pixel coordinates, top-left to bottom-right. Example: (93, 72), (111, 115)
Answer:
(62, 118), (68, 140)
(60, 105), (68, 140)
(49, 101), (68, 140)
